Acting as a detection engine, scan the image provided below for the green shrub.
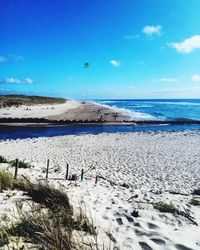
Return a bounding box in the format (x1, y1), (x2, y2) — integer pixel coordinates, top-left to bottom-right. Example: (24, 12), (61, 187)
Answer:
(26, 183), (72, 211)
(153, 202), (178, 213)
(10, 160), (30, 169)
(0, 169), (30, 192)
(0, 156), (9, 164)
(190, 198), (200, 206)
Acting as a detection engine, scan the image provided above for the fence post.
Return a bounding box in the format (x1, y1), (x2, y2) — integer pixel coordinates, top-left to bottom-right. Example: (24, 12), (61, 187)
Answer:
(65, 164), (69, 180)
(46, 159), (50, 180)
(14, 159), (19, 180)
(95, 175), (98, 184)
(81, 169), (84, 182)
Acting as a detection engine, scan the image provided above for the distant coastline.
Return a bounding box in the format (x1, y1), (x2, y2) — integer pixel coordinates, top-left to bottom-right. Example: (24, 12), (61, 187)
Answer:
(1, 95), (200, 127)
(0, 94), (132, 125)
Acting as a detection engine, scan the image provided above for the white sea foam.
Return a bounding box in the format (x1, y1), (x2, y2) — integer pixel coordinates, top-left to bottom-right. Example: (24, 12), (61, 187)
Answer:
(92, 101), (157, 120)
(146, 101), (200, 106)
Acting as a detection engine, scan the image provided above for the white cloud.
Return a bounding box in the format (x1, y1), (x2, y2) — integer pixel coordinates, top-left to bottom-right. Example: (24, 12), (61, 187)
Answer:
(110, 60), (121, 67)
(191, 74), (200, 82)
(142, 25), (162, 36)
(24, 78), (33, 84)
(0, 56), (8, 63)
(169, 35), (200, 53)
(0, 88), (11, 92)
(0, 55), (25, 63)
(151, 78), (178, 83)
(10, 55), (25, 61)
(0, 77), (33, 84)
(124, 34), (140, 40)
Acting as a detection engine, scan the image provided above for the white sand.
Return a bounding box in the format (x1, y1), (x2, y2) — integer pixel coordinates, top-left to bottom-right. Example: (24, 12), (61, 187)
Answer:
(0, 100), (80, 118)
(1, 131), (200, 249)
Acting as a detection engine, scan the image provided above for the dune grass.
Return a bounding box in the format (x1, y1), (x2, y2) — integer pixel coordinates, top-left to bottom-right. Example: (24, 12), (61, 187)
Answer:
(0, 170), (14, 192)
(0, 168), (115, 249)
(0, 174), (98, 249)
(0, 94), (66, 106)
(10, 159), (31, 169)
(0, 228), (9, 248)
(0, 156), (9, 164)
(26, 183), (72, 211)
(10, 205), (74, 250)
(0, 169), (29, 192)
(0, 155), (31, 169)
(153, 201), (178, 213)
(190, 198), (200, 207)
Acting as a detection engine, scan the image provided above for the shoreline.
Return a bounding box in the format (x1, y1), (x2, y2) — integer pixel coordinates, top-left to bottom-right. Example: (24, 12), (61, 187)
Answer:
(0, 100), (132, 122)
(1, 98), (200, 127)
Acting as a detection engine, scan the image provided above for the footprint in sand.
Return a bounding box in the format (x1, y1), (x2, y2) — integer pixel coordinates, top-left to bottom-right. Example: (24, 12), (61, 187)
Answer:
(134, 222), (141, 227)
(175, 244), (194, 250)
(151, 238), (166, 246)
(147, 222), (159, 230)
(116, 217), (123, 225)
(125, 214), (134, 222)
(139, 241), (153, 250)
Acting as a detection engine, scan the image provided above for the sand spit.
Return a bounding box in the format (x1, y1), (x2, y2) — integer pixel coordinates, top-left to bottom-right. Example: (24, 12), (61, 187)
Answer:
(0, 100), (80, 118)
(0, 100), (131, 122)
(0, 131), (200, 249)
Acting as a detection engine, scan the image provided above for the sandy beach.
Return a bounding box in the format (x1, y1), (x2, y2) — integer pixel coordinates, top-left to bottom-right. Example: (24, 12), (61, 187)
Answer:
(1, 131), (200, 249)
(0, 100), (131, 122)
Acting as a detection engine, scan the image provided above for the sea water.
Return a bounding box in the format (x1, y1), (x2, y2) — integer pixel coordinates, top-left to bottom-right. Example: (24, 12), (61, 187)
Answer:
(0, 99), (200, 140)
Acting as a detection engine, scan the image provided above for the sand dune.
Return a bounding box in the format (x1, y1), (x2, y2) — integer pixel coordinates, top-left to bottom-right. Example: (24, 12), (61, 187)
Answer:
(0, 131), (200, 249)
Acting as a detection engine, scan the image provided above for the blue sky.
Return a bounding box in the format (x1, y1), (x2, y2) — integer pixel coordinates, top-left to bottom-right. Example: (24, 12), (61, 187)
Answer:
(1, 0), (200, 99)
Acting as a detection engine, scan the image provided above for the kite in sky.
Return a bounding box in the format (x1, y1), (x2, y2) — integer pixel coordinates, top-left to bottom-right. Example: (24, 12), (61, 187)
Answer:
(83, 62), (90, 69)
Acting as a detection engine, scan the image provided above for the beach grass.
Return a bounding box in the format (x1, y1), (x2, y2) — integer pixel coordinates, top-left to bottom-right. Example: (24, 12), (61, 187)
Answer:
(10, 205), (74, 250)
(190, 198), (200, 206)
(0, 172), (101, 249)
(0, 155), (31, 168)
(153, 201), (178, 213)
(0, 170), (14, 192)
(10, 159), (31, 169)
(26, 183), (72, 211)
(0, 94), (66, 107)
(0, 169), (29, 192)
(0, 156), (9, 164)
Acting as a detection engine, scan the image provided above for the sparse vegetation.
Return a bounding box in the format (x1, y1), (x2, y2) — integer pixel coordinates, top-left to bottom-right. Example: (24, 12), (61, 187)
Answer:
(0, 227), (9, 247)
(0, 169), (30, 192)
(153, 201), (178, 213)
(3, 182), (98, 249)
(10, 205), (74, 250)
(190, 198), (200, 206)
(10, 159), (31, 169)
(0, 169), (115, 249)
(0, 156), (9, 164)
(26, 183), (72, 211)
(0, 94), (66, 108)
(0, 155), (31, 168)
(0, 170), (14, 192)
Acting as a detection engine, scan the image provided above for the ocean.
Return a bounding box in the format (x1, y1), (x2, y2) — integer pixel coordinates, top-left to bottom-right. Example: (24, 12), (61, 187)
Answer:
(94, 99), (200, 121)
(0, 99), (200, 140)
